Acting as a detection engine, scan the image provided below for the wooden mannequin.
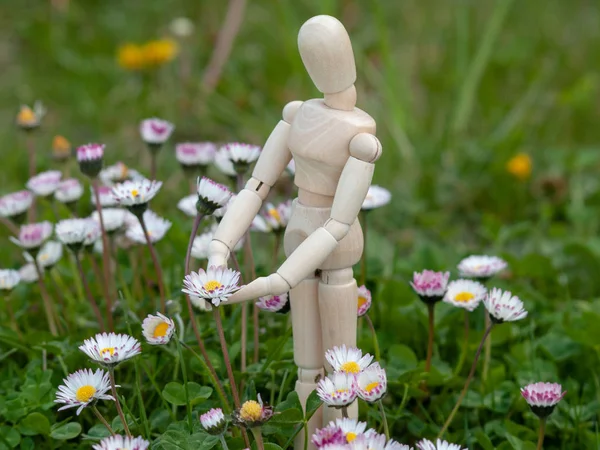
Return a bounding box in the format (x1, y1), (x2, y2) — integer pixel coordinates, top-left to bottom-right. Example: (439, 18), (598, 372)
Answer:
(208, 15), (381, 449)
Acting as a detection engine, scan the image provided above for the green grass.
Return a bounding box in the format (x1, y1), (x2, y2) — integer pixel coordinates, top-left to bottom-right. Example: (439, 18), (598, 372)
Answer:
(1, 0), (600, 448)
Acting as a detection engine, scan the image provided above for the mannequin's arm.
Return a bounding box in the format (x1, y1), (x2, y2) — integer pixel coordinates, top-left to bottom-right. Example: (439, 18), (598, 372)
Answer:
(208, 101), (302, 267)
(225, 132), (383, 304)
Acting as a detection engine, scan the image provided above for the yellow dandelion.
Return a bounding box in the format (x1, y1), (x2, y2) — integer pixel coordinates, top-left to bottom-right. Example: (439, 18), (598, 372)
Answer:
(117, 43), (146, 71)
(143, 39), (179, 67)
(506, 153), (532, 180)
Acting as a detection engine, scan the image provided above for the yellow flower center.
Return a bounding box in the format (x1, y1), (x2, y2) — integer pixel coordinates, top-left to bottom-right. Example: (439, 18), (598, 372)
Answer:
(506, 153), (532, 180)
(100, 347), (115, 357)
(335, 388), (349, 394)
(455, 292), (475, 303)
(239, 400), (262, 421)
(117, 43), (146, 71)
(346, 432), (357, 442)
(364, 381), (380, 392)
(143, 39), (179, 67)
(153, 322), (170, 338)
(17, 107), (36, 125)
(357, 296), (368, 309)
(339, 361), (361, 373)
(75, 385), (97, 402)
(131, 189), (139, 198)
(268, 208), (281, 223)
(52, 135), (71, 156)
(203, 280), (222, 291)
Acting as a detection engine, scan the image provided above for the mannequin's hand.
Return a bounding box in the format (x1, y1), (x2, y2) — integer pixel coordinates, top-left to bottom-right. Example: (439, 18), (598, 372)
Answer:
(226, 273), (290, 305)
(207, 240), (230, 269)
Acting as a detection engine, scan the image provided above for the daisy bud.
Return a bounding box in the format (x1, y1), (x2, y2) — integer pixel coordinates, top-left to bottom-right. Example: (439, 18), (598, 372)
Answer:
(176, 142), (216, 172)
(357, 285), (372, 317)
(200, 408), (227, 435)
(10, 221), (53, 253)
(140, 118), (174, 151)
(77, 143), (105, 178)
(26, 170), (63, 197)
(521, 382), (566, 419)
(232, 395), (273, 429)
(443, 279), (486, 312)
(166, 299), (183, 316)
(142, 312), (175, 345)
(410, 270), (450, 304)
(52, 135), (72, 161)
(256, 293), (290, 314)
(361, 185), (391, 210)
(483, 288), (528, 324)
(196, 177), (232, 215)
(458, 255), (507, 279)
(0, 270), (20, 292)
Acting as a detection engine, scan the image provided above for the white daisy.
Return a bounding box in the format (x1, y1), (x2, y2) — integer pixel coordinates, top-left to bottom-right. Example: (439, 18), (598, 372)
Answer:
(177, 194), (197, 217)
(10, 221), (53, 250)
(90, 208), (127, 233)
(256, 293), (289, 313)
(357, 285), (372, 317)
(191, 231), (213, 260)
(140, 118), (174, 145)
(176, 142), (217, 167)
(54, 179), (84, 204)
(125, 210), (171, 244)
(0, 190), (34, 218)
(200, 408), (226, 435)
(251, 214), (270, 232)
(325, 345), (374, 374)
(458, 255), (507, 279)
(443, 279), (486, 312)
(196, 176), (232, 214)
(520, 382), (565, 418)
(91, 185), (118, 208)
(0, 269), (20, 291)
(416, 439), (466, 450)
(331, 418), (367, 443)
(182, 265), (241, 307)
(190, 295), (213, 312)
(317, 372), (358, 408)
(34, 240), (63, 269)
(56, 218), (100, 248)
(79, 332), (141, 366)
(99, 162), (144, 187)
(26, 170), (62, 197)
(260, 200), (292, 232)
(112, 179), (162, 207)
(76, 143), (104, 163)
(222, 142), (261, 165)
(357, 362), (387, 403)
(410, 270), (450, 301)
(92, 435), (150, 450)
(214, 147), (237, 177)
(213, 194), (236, 220)
(19, 263), (38, 283)
(361, 185), (391, 210)
(142, 312), (175, 345)
(55, 368), (114, 415)
(484, 288), (527, 323)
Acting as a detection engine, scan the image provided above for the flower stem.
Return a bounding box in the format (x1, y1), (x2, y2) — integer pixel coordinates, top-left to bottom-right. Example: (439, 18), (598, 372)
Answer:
(91, 178), (114, 331)
(150, 151), (157, 181)
(341, 406), (349, 419)
(0, 217), (18, 235)
(213, 308), (240, 408)
(482, 312), (492, 383)
(138, 212), (166, 313)
(378, 399), (390, 440)
(219, 434), (230, 450)
(4, 293), (22, 337)
(185, 212), (205, 279)
(251, 427), (265, 450)
(176, 338), (194, 433)
(425, 303), (435, 374)
(32, 259), (58, 336)
(108, 368), (131, 437)
(91, 405), (115, 436)
(454, 310), (470, 375)
(537, 418), (546, 450)
(74, 252), (106, 331)
(363, 313), (381, 362)
(437, 322), (495, 439)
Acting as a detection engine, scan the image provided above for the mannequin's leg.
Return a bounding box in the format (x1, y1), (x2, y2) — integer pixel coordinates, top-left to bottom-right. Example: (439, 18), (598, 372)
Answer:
(318, 268), (359, 424)
(290, 276), (324, 450)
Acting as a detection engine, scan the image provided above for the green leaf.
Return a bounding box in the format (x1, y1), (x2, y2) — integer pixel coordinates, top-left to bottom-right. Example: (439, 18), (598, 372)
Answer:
(474, 430), (495, 450)
(0, 426), (20, 449)
(50, 422), (82, 440)
(162, 382), (187, 406)
(19, 412), (50, 436)
(305, 390), (322, 419)
(187, 382), (212, 406)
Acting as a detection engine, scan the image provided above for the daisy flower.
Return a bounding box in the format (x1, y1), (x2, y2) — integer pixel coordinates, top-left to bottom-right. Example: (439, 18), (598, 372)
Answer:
(191, 230), (213, 260)
(214, 147), (237, 177)
(141, 312), (175, 345)
(92, 435), (150, 450)
(317, 372), (358, 408)
(79, 332), (141, 366)
(260, 200), (292, 232)
(213, 195), (236, 221)
(256, 293), (289, 313)
(176, 142), (217, 167)
(0, 190), (34, 219)
(91, 185), (118, 208)
(54, 179), (84, 204)
(361, 185), (391, 210)
(458, 255), (507, 279)
(200, 407), (227, 435)
(32, 240), (63, 269)
(90, 208), (127, 233)
(312, 424), (346, 448)
(357, 362), (387, 403)
(112, 179), (162, 215)
(416, 439), (466, 450)
(16, 101), (45, 129)
(196, 176), (232, 215)
(521, 382), (566, 418)
(325, 345), (373, 374)
(357, 285), (372, 317)
(182, 266), (241, 307)
(10, 221), (53, 250)
(77, 143), (105, 177)
(125, 210), (171, 244)
(99, 162), (143, 186)
(177, 194), (197, 217)
(190, 295), (212, 312)
(443, 279), (486, 312)
(222, 142), (261, 173)
(411, 270), (450, 303)
(52, 135), (71, 161)
(0, 269), (20, 291)
(55, 368), (114, 415)
(140, 118), (174, 145)
(56, 218), (99, 251)
(232, 394), (273, 428)
(19, 263), (38, 283)
(332, 418), (367, 443)
(26, 170), (62, 197)
(484, 288), (527, 323)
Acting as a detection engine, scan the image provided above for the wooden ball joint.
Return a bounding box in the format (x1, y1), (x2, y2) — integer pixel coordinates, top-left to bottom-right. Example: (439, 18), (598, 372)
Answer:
(208, 15), (382, 448)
